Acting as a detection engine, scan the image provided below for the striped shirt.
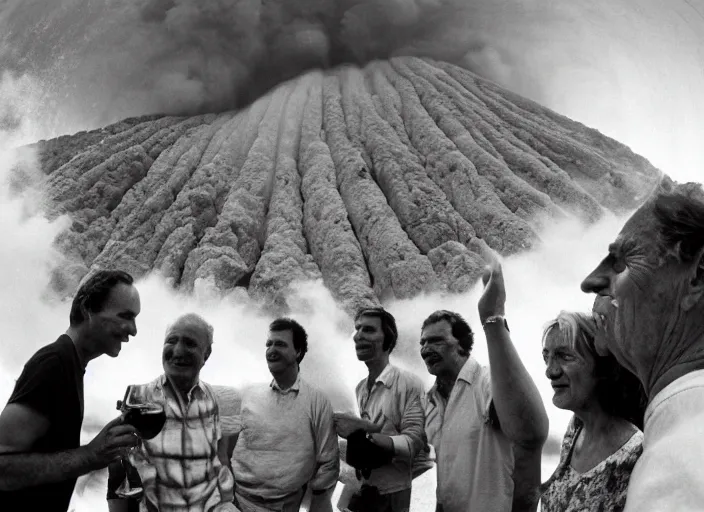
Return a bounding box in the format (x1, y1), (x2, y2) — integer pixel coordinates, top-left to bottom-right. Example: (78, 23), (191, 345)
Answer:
(128, 375), (235, 512)
(229, 376), (340, 505)
(354, 364), (426, 495)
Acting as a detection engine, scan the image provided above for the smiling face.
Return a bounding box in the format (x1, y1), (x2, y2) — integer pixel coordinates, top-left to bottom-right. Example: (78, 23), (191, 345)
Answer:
(266, 329), (300, 375)
(353, 314), (387, 363)
(542, 327), (598, 412)
(581, 200), (687, 377)
(87, 283), (141, 358)
(162, 318), (210, 389)
(420, 320), (467, 378)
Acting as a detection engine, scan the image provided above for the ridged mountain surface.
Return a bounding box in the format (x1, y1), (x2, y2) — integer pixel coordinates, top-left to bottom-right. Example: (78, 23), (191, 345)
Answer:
(29, 57), (661, 314)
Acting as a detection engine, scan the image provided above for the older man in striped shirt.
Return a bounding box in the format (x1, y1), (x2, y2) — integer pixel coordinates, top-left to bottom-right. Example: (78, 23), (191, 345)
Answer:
(107, 313), (238, 512)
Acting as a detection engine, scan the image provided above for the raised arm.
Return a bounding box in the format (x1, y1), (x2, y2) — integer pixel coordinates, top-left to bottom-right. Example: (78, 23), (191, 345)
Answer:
(478, 260), (549, 449)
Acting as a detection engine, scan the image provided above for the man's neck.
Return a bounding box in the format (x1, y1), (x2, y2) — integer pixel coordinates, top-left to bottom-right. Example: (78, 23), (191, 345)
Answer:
(166, 374), (199, 406)
(272, 365), (299, 391)
(435, 356), (468, 400)
(65, 327), (91, 369)
(365, 356), (390, 388)
(649, 359), (704, 400)
(647, 330), (704, 400)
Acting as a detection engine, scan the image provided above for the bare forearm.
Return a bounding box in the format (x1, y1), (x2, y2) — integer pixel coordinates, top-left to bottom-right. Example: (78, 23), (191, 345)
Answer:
(0, 446), (97, 491)
(510, 444), (542, 512)
(310, 487), (334, 512)
(485, 323), (549, 446)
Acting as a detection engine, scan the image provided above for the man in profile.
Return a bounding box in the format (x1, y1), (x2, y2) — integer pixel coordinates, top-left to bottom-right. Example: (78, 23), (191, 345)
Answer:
(107, 313), (237, 512)
(227, 318), (339, 512)
(334, 307), (427, 512)
(582, 179), (704, 511)
(0, 269), (142, 511)
(420, 261), (548, 512)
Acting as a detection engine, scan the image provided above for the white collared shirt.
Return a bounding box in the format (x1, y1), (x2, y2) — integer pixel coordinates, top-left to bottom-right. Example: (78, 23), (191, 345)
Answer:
(624, 369), (704, 511)
(354, 364), (426, 494)
(424, 358), (514, 512)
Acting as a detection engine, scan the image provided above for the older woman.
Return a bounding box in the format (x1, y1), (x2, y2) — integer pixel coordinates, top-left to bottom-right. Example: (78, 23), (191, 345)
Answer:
(540, 311), (645, 512)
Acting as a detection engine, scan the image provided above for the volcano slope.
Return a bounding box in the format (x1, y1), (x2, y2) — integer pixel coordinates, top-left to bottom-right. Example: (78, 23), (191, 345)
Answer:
(29, 57), (661, 314)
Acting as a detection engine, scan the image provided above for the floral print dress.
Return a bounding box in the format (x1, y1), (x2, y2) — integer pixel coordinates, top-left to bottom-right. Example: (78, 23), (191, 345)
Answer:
(541, 416), (643, 512)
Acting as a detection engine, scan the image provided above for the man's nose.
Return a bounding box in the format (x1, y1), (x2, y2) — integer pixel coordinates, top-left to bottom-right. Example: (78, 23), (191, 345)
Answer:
(353, 330), (362, 343)
(172, 341), (187, 356)
(127, 319), (137, 337)
(581, 264), (610, 294)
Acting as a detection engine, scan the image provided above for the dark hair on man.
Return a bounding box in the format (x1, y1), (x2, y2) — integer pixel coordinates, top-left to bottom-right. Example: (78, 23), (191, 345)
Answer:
(354, 307), (398, 353)
(70, 270), (134, 326)
(270, 317), (308, 363)
(421, 310), (474, 357)
(654, 183), (704, 264)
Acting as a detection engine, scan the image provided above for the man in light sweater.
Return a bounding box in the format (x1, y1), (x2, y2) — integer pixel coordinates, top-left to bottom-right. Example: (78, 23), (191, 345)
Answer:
(227, 318), (339, 512)
(582, 179), (704, 511)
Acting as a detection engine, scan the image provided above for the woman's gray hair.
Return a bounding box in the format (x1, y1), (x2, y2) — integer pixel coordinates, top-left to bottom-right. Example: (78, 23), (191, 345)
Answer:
(541, 310), (597, 362)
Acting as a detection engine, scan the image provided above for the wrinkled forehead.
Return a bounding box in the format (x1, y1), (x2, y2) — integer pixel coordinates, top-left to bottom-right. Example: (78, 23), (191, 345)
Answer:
(165, 318), (210, 345)
(614, 199), (663, 253)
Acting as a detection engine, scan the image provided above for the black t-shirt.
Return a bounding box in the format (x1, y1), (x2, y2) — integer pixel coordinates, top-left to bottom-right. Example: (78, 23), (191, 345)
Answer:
(0, 335), (85, 511)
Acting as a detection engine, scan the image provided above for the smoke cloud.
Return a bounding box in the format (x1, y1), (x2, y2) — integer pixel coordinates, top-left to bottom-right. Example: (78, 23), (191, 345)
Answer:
(2, 1), (703, 181)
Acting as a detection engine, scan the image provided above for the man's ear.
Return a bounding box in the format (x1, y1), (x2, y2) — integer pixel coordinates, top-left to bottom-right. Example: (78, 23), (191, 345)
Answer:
(81, 302), (92, 323)
(204, 345), (212, 362)
(682, 248), (704, 311)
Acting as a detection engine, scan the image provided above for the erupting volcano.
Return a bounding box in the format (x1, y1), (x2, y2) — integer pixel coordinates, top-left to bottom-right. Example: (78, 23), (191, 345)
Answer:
(27, 57), (661, 314)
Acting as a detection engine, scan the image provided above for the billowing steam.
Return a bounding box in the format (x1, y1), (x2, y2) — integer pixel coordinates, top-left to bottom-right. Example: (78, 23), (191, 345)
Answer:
(2, 0), (704, 183)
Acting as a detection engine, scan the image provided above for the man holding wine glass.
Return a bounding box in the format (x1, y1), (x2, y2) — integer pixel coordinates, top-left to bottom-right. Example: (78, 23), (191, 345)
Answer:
(107, 312), (239, 512)
(0, 269), (143, 512)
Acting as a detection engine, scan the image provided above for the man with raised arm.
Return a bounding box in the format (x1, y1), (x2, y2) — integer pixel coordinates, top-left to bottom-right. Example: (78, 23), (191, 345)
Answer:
(0, 269), (142, 511)
(581, 180), (704, 511)
(420, 261), (549, 512)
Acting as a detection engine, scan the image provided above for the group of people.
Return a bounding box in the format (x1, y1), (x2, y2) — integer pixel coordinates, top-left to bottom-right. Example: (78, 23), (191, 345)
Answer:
(0, 179), (702, 512)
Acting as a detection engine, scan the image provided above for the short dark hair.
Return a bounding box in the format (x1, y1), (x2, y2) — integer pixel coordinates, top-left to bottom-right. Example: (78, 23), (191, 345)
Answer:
(69, 270), (134, 326)
(654, 184), (704, 264)
(354, 307), (398, 353)
(421, 310), (474, 356)
(269, 317), (308, 363)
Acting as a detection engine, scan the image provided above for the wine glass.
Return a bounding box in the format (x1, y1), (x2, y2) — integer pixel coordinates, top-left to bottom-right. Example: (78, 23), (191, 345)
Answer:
(114, 385), (167, 499)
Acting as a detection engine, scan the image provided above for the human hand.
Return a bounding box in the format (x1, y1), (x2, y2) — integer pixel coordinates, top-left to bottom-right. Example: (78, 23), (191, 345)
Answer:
(86, 416), (140, 469)
(477, 257), (506, 324)
(333, 413), (370, 439)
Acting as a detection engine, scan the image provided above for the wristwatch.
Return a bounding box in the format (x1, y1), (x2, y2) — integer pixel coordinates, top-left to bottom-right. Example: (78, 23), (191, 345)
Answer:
(482, 315), (510, 332)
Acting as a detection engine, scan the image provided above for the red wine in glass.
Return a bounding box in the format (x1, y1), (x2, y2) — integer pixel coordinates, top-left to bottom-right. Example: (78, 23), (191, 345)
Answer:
(124, 405), (167, 440)
(118, 385), (167, 440)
